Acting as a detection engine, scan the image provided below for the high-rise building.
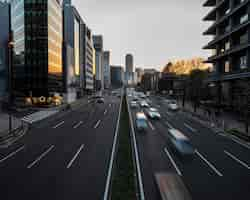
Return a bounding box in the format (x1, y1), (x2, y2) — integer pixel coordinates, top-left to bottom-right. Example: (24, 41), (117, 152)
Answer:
(93, 35), (103, 90)
(63, 1), (83, 102)
(103, 51), (110, 89)
(0, 1), (9, 102)
(110, 65), (124, 87)
(203, 0), (250, 109)
(125, 54), (134, 85)
(84, 26), (94, 92)
(135, 67), (144, 84)
(10, 0), (63, 98)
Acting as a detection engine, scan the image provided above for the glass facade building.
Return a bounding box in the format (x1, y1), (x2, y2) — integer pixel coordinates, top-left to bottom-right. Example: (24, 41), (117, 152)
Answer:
(11, 0), (63, 97)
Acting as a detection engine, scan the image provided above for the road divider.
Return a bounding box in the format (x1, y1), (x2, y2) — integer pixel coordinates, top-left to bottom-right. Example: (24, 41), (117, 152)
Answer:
(195, 150), (223, 177)
(127, 96), (145, 200)
(224, 150), (250, 170)
(0, 146), (25, 163)
(67, 144), (85, 169)
(27, 145), (54, 169)
(164, 148), (182, 176)
(53, 121), (65, 129)
(103, 91), (123, 200)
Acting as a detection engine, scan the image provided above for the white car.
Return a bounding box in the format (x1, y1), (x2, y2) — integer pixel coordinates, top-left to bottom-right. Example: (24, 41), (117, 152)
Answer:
(146, 108), (161, 119)
(130, 101), (138, 108)
(140, 101), (149, 108)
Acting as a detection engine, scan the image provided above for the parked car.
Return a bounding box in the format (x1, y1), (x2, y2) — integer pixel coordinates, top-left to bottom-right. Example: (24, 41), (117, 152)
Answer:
(135, 112), (148, 132)
(146, 107), (161, 119)
(168, 129), (195, 156)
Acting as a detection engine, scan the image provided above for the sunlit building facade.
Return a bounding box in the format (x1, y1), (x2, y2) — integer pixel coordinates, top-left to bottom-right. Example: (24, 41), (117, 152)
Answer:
(10, 0), (63, 97)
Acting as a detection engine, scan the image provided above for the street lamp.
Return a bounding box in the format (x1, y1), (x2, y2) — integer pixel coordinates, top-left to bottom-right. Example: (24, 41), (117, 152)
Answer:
(8, 32), (14, 134)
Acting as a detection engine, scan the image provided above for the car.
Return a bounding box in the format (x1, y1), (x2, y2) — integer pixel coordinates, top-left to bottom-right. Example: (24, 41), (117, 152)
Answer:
(96, 97), (105, 103)
(130, 101), (138, 109)
(168, 129), (195, 156)
(167, 100), (179, 111)
(135, 112), (148, 132)
(140, 101), (149, 108)
(146, 107), (161, 119)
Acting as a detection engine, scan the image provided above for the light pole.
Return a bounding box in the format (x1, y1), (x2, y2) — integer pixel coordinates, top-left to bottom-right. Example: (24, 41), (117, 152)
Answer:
(8, 31), (14, 134)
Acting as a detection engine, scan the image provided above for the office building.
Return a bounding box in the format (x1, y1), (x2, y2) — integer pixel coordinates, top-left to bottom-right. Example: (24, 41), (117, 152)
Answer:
(63, 0), (83, 102)
(203, 0), (250, 110)
(93, 35), (104, 90)
(84, 26), (94, 92)
(111, 65), (124, 87)
(125, 54), (134, 85)
(10, 0), (63, 98)
(0, 1), (9, 102)
(103, 51), (111, 89)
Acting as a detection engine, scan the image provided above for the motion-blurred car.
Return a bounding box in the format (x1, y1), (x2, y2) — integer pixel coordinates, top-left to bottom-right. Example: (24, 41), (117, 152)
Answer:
(168, 129), (195, 156)
(140, 101), (149, 108)
(146, 108), (161, 119)
(130, 101), (138, 109)
(135, 112), (148, 132)
(167, 100), (179, 111)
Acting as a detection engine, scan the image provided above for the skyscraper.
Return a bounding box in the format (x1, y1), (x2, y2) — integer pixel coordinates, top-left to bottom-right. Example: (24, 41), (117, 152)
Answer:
(93, 35), (103, 90)
(10, 0), (63, 98)
(125, 54), (134, 85)
(103, 51), (110, 89)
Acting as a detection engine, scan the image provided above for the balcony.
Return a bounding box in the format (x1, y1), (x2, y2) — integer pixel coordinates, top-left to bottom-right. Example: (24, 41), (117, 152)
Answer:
(203, 0), (249, 35)
(206, 43), (250, 62)
(203, 0), (227, 21)
(206, 70), (250, 82)
(203, 20), (249, 49)
(203, 0), (216, 7)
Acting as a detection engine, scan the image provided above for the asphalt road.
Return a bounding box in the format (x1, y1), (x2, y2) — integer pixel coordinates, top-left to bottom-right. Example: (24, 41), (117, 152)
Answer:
(0, 94), (121, 200)
(128, 95), (250, 200)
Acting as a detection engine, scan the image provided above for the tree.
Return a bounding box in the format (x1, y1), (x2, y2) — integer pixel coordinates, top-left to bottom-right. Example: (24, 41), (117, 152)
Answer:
(187, 69), (208, 112)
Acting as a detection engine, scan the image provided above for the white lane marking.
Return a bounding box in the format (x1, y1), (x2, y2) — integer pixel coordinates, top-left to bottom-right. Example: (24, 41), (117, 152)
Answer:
(165, 121), (174, 129)
(164, 148), (182, 176)
(67, 144), (85, 169)
(104, 109), (108, 115)
(27, 145), (55, 169)
(230, 136), (250, 150)
(0, 146), (25, 163)
(94, 120), (101, 129)
(184, 123), (197, 133)
(224, 150), (250, 170)
(73, 121), (83, 129)
(53, 121), (65, 129)
(195, 150), (223, 177)
(148, 121), (155, 131)
(109, 104), (111, 107)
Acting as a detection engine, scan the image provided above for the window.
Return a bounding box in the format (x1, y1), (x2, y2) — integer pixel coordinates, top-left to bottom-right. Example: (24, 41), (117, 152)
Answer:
(240, 32), (248, 44)
(240, 55), (247, 69)
(225, 41), (230, 50)
(225, 61), (230, 72)
(240, 14), (248, 24)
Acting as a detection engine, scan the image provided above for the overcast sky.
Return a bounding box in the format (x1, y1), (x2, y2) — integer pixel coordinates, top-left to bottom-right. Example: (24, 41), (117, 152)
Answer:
(73, 0), (212, 70)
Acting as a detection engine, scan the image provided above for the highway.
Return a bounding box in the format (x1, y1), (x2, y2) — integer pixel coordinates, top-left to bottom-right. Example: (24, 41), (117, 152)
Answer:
(127, 94), (250, 200)
(0, 95), (121, 200)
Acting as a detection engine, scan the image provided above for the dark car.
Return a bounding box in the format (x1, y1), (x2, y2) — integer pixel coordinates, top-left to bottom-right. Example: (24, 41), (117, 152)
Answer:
(96, 97), (105, 103)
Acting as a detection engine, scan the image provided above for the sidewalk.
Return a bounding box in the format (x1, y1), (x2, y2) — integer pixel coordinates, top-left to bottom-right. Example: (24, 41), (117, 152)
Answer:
(0, 112), (23, 136)
(178, 100), (250, 141)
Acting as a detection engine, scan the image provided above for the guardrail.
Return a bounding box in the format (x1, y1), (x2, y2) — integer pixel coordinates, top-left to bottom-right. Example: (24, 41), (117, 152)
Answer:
(126, 94), (146, 200)
(103, 90), (124, 200)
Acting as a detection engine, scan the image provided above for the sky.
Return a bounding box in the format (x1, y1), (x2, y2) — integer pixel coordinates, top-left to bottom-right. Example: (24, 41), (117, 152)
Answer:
(73, 0), (212, 70)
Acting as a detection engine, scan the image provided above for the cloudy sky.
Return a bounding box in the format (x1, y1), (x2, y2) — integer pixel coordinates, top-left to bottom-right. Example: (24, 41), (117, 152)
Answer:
(73, 0), (212, 70)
